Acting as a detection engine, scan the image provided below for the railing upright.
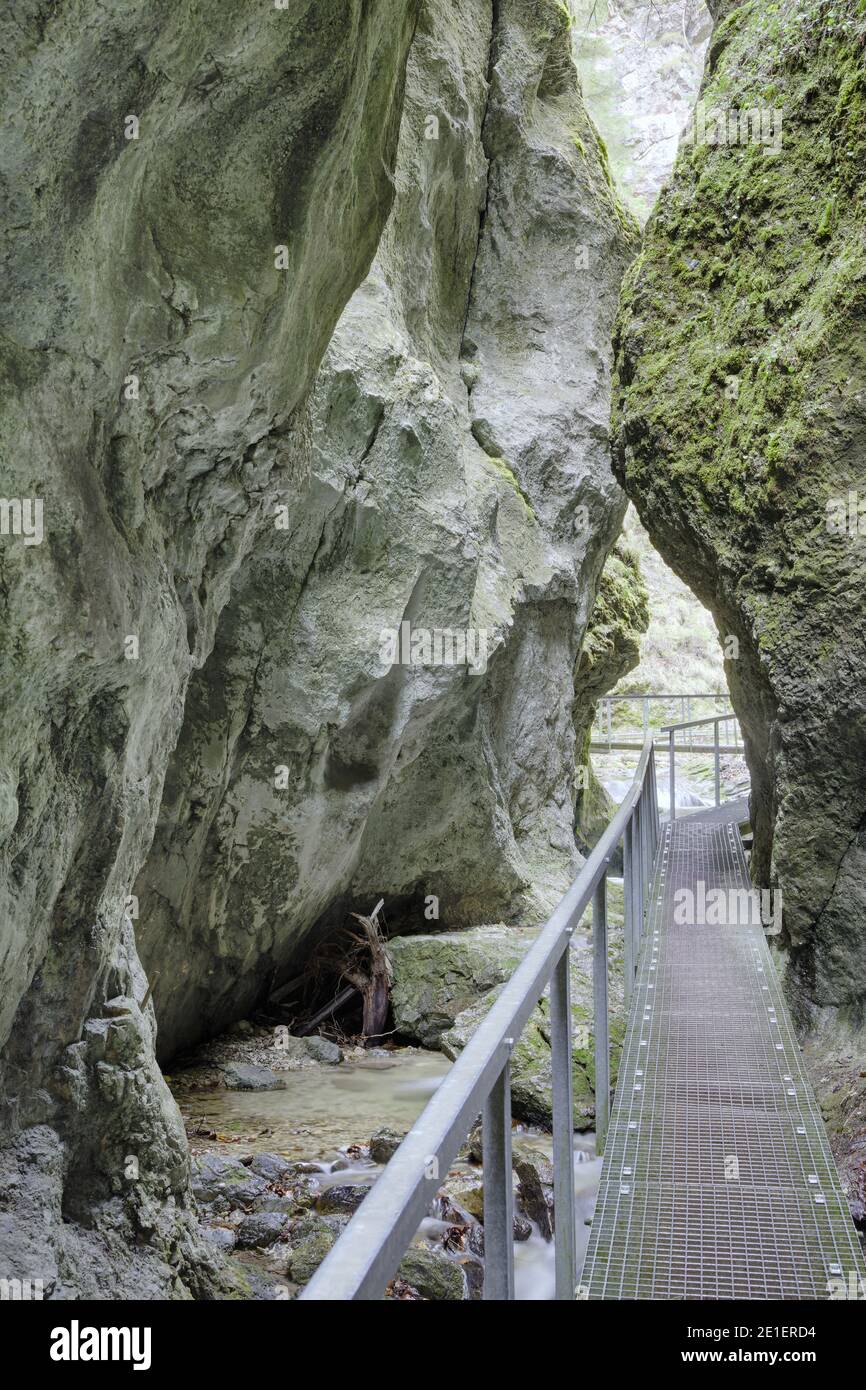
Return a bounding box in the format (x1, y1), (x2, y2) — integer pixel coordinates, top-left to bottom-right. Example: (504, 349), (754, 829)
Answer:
(714, 718), (721, 807)
(551, 930), (577, 1295)
(669, 727), (676, 822)
(483, 1056), (515, 1300)
(623, 818), (635, 1004)
(592, 879), (609, 1158)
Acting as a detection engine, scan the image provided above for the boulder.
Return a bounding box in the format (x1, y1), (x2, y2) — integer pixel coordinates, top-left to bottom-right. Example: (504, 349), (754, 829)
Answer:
(191, 1155), (270, 1208)
(390, 923), (626, 1128)
(235, 1212), (289, 1250)
(389, 926), (534, 1049)
(315, 1183), (373, 1216)
(395, 1247), (465, 1301)
(369, 1128), (405, 1164)
(303, 1037), (343, 1066)
(249, 1153), (294, 1183)
(514, 1158), (552, 1240)
(287, 1225), (338, 1286)
(220, 1064), (286, 1092)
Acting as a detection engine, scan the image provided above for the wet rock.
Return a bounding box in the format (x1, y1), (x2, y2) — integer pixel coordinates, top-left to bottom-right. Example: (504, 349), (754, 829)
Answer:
(315, 1184), (373, 1216)
(460, 1255), (485, 1301)
(303, 1037), (343, 1066)
(191, 1154), (270, 1208)
(235, 1212), (289, 1250)
(514, 1158), (552, 1241)
(192, 1156), (249, 1199)
(370, 1128), (405, 1164)
(467, 1223), (485, 1260)
(259, 1195), (309, 1216)
(441, 1179), (485, 1223)
(396, 1247), (466, 1301)
(287, 1229), (337, 1286)
(511, 1142), (554, 1188)
(220, 1064), (286, 1092)
(513, 1212), (533, 1243)
(250, 1153), (293, 1183)
(463, 1121), (484, 1165)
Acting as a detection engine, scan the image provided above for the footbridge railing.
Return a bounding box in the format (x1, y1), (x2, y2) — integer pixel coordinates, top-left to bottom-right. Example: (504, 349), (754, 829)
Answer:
(591, 692), (741, 755)
(301, 738), (660, 1302)
(663, 711), (742, 819)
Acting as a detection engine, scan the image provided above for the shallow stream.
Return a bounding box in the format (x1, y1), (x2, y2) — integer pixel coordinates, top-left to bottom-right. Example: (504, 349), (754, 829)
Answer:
(178, 1049), (602, 1300)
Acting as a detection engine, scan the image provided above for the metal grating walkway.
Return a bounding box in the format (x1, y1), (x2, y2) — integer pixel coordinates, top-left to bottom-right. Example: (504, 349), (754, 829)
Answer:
(581, 819), (866, 1299)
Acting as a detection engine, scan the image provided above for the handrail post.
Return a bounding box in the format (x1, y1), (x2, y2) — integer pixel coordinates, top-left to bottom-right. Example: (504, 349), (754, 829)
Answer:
(714, 718), (721, 808)
(636, 797), (644, 923)
(642, 788), (650, 911)
(483, 1058), (515, 1300)
(651, 749), (659, 848)
(623, 818), (634, 1004)
(669, 729), (676, 822)
(593, 878), (609, 1155)
(551, 932), (576, 1299)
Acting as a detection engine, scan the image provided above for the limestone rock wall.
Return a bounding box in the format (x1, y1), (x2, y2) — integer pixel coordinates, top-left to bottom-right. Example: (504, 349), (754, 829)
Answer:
(0, 0), (640, 1296)
(0, 0), (420, 1297)
(138, 0), (640, 1061)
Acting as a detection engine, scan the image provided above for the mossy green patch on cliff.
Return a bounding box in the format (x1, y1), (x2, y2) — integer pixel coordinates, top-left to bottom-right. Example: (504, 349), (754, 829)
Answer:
(614, 0), (866, 1018)
(573, 539), (649, 852)
(577, 539), (649, 684)
(481, 453), (537, 519)
(616, 0), (866, 589)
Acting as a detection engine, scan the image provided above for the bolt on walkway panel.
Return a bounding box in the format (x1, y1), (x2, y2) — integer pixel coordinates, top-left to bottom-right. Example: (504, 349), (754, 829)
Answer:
(581, 819), (865, 1300)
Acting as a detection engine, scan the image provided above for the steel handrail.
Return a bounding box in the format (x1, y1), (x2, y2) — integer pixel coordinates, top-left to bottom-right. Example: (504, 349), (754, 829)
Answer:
(661, 711), (742, 819)
(301, 737), (660, 1302)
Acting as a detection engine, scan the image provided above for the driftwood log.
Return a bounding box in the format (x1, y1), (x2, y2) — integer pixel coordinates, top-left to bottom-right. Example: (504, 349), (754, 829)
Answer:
(341, 899), (392, 1043)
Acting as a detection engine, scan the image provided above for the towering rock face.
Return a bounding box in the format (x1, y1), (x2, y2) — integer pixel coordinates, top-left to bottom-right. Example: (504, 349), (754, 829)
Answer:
(573, 540), (649, 857)
(0, 0), (420, 1297)
(613, 0), (866, 1024)
(138, 0), (640, 1062)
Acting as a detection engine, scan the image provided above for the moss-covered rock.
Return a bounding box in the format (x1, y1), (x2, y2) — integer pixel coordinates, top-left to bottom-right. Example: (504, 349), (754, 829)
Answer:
(389, 917), (626, 1128)
(613, 0), (866, 1026)
(573, 539), (650, 861)
(396, 1246), (466, 1300)
(389, 926), (532, 1048)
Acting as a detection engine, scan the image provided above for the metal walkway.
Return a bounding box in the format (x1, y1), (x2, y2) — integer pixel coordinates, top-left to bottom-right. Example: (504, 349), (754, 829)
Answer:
(581, 817), (865, 1300)
(672, 795), (751, 826)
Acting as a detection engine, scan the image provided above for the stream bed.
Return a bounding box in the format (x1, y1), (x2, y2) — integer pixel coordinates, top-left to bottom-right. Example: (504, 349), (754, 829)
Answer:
(176, 1047), (602, 1300)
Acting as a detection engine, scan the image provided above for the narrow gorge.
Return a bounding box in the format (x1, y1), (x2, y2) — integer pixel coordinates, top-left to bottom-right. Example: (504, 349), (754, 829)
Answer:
(1, 0), (864, 1313)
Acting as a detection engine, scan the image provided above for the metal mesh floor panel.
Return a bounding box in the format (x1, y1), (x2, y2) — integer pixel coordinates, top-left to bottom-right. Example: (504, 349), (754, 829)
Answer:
(581, 820), (866, 1300)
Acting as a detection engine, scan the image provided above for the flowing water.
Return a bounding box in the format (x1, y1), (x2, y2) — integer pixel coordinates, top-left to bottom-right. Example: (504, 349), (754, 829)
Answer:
(513, 1136), (601, 1300)
(178, 1048), (603, 1300)
(180, 1050), (450, 1160)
